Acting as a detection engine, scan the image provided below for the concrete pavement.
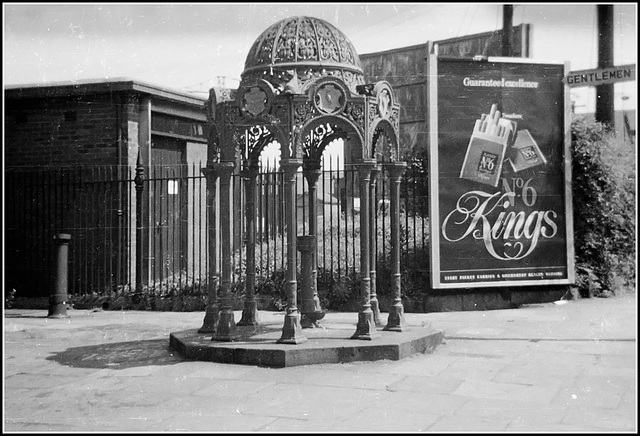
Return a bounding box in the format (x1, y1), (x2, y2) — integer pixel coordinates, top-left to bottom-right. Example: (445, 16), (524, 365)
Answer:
(3, 293), (637, 432)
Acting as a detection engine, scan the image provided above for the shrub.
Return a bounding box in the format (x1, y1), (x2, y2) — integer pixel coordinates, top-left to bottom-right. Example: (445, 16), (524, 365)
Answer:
(571, 116), (636, 296)
(69, 272), (208, 312)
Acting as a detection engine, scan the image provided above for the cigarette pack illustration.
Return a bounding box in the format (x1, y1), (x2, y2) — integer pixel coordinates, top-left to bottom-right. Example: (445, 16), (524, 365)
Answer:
(460, 104), (518, 187)
(507, 129), (547, 172)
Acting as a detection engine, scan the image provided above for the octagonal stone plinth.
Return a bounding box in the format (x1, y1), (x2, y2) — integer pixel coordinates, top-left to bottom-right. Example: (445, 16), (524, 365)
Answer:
(169, 312), (443, 368)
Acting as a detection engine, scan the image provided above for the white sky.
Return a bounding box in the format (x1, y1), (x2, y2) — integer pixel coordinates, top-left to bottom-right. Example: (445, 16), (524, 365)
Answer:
(2, 3), (637, 113)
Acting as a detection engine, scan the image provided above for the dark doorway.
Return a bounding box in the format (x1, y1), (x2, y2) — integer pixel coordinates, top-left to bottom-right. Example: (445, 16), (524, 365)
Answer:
(149, 135), (188, 283)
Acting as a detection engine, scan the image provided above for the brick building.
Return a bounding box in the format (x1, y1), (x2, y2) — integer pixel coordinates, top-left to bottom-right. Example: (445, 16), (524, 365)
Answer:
(5, 77), (208, 168)
(4, 78), (210, 298)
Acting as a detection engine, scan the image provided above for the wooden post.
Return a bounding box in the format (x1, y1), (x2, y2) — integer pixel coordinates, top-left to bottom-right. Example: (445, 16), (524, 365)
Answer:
(596, 4), (615, 127)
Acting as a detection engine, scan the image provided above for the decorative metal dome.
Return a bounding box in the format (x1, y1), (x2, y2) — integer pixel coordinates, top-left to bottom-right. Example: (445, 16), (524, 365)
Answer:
(241, 16), (365, 92)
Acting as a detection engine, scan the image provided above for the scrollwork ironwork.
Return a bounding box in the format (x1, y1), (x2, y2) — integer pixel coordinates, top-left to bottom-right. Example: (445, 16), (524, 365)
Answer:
(368, 101), (377, 125)
(294, 102), (316, 126)
(297, 17), (318, 61)
(344, 102), (365, 131)
(302, 122), (346, 161)
(241, 124), (274, 162)
(389, 107), (400, 132)
(207, 124), (221, 164)
(316, 20), (340, 63)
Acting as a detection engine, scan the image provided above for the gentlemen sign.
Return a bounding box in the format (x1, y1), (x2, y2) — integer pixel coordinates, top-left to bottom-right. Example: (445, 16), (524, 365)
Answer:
(564, 64), (636, 88)
(428, 57), (574, 288)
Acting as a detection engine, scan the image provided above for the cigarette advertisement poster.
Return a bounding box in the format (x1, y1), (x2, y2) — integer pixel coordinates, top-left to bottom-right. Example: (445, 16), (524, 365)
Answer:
(429, 57), (575, 288)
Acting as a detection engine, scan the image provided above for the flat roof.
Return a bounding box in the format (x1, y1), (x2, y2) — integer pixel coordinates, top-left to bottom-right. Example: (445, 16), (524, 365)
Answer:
(4, 77), (207, 106)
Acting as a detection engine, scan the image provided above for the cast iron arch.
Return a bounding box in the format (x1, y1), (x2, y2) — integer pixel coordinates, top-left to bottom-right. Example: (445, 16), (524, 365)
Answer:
(239, 122), (290, 169)
(299, 115), (364, 162)
(370, 119), (399, 162)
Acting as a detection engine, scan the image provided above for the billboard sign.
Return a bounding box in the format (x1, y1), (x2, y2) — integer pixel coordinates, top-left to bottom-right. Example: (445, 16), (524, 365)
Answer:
(428, 57), (574, 288)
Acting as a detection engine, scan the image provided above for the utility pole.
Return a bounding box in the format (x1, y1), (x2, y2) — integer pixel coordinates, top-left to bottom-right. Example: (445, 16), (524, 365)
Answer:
(502, 4), (514, 57)
(596, 4), (615, 127)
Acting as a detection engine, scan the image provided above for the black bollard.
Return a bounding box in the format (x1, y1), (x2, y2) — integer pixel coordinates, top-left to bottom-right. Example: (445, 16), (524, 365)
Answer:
(48, 233), (72, 318)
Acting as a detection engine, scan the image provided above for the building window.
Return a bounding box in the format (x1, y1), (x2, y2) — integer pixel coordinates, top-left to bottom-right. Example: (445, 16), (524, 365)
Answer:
(168, 180), (179, 195)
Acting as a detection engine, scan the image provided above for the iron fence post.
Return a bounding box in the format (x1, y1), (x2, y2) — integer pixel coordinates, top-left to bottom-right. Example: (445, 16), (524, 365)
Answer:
(134, 156), (145, 293)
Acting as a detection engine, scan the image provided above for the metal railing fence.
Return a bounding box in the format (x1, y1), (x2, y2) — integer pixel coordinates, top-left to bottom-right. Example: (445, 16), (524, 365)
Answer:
(4, 161), (430, 301)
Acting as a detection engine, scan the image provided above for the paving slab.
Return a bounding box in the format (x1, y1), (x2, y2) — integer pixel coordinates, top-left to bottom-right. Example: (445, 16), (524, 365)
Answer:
(3, 293), (637, 433)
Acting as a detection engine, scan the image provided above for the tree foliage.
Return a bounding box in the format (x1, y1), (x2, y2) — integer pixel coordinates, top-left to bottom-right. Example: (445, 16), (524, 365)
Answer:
(571, 116), (636, 296)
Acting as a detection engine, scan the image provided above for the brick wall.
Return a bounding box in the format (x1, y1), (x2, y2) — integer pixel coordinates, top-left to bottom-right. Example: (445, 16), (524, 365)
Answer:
(5, 93), (127, 168)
